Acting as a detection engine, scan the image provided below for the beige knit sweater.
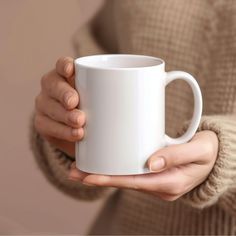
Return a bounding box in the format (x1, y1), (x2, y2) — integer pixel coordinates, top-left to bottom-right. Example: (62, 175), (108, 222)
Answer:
(31, 0), (236, 234)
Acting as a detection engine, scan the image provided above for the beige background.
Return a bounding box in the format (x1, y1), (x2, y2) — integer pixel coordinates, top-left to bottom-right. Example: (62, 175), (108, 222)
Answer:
(0, 0), (104, 234)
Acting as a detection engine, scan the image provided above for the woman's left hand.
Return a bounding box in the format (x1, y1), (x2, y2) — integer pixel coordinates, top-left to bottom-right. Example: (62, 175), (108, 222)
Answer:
(68, 130), (218, 201)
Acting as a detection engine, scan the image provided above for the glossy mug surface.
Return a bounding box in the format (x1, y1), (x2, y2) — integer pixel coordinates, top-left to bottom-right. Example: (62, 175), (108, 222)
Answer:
(74, 54), (202, 175)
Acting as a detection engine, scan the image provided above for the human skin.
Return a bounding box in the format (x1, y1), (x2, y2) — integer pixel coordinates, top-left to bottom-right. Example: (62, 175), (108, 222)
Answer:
(35, 57), (219, 201)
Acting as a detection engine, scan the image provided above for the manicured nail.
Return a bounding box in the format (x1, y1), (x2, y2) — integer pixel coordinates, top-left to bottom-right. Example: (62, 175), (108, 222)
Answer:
(150, 157), (165, 172)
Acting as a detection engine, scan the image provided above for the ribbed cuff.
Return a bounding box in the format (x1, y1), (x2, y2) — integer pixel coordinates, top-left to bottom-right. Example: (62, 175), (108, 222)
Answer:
(181, 115), (236, 208)
(29, 114), (111, 201)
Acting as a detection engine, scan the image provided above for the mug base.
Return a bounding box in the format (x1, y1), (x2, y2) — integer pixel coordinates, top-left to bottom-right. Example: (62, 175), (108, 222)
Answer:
(76, 163), (151, 176)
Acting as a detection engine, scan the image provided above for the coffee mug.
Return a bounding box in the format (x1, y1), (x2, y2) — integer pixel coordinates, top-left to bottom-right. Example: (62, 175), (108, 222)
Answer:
(74, 54), (202, 175)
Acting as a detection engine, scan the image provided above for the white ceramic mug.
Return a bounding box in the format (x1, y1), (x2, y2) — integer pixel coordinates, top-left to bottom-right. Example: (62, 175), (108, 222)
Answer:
(74, 54), (202, 175)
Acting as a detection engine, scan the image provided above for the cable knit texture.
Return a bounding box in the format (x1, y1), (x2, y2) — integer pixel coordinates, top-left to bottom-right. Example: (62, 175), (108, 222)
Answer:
(30, 0), (236, 234)
(180, 116), (236, 208)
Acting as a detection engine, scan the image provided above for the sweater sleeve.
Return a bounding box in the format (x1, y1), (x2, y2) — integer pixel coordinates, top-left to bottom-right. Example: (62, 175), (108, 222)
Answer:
(182, 5), (236, 214)
(180, 115), (236, 215)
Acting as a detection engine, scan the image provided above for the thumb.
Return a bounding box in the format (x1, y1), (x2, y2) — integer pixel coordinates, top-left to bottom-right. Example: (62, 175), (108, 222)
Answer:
(147, 138), (201, 172)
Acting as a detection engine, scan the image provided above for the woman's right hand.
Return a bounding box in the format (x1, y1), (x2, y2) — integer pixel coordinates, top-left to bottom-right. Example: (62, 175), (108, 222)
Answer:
(34, 57), (86, 157)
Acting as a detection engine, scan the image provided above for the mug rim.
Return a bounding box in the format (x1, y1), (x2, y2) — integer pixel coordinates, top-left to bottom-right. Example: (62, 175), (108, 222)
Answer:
(74, 54), (165, 71)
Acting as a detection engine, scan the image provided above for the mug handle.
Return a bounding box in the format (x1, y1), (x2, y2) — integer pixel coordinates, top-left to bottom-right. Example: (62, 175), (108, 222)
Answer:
(164, 71), (202, 146)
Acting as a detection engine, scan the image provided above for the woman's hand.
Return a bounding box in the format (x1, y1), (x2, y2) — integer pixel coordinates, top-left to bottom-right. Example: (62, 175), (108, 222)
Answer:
(34, 57), (85, 156)
(69, 131), (218, 201)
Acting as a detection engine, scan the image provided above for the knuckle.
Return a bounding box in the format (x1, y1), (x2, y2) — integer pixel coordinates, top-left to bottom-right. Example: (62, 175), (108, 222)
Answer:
(61, 90), (69, 106)
(61, 89), (68, 99)
(69, 128), (84, 142)
(63, 91), (78, 109)
(78, 111), (86, 126)
(56, 56), (72, 73)
(56, 57), (66, 69)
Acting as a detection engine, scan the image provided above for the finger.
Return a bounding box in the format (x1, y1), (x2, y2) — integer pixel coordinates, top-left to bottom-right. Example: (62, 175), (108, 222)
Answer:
(35, 113), (84, 142)
(55, 56), (74, 80)
(41, 70), (78, 110)
(83, 175), (138, 189)
(35, 94), (85, 128)
(147, 133), (211, 172)
(82, 167), (186, 193)
(68, 162), (89, 181)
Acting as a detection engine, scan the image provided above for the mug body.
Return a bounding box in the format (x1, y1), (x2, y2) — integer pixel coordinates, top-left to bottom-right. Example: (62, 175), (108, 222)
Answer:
(75, 54), (166, 175)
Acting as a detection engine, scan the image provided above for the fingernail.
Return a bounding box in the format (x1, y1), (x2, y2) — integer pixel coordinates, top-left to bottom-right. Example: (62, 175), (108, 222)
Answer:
(150, 157), (165, 172)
